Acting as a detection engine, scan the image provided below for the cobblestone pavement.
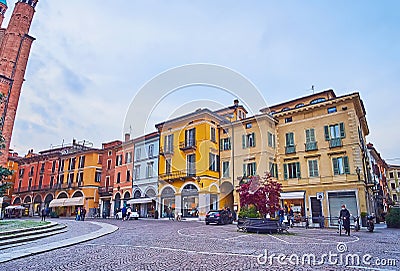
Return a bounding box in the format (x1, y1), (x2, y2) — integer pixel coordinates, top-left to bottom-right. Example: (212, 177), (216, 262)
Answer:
(1, 218), (399, 271)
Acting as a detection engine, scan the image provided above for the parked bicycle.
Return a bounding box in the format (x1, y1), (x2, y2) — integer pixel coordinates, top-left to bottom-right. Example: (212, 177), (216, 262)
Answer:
(338, 218), (343, 236)
(176, 212), (182, 222)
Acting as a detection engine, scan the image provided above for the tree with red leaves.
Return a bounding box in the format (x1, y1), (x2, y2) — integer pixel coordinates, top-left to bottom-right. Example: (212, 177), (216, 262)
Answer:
(237, 172), (282, 217)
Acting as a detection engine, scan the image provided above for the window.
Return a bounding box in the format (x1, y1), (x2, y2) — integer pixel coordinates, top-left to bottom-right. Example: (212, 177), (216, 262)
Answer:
(146, 162), (154, 178)
(243, 162), (256, 177)
(105, 176), (110, 187)
(394, 194), (398, 202)
(209, 153), (219, 172)
(38, 176), (43, 188)
(282, 107), (290, 112)
(222, 161), (230, 178)
(40, 163), (45, 173)
(308, 160), (319, 177)
(389, 172), (394, 178)
(284, 162), (301, 179)
(325, 123), (345, 148)
(68, 172), (74, 184)
(210, 127), (216, 142)
(187, 154), (196, 176)
(52, 161), (56, 173)
(77, 171), (84, 185)
(332, 156), (350, 175)
(166, 158), (171, 175)
(78, 156), (85, 169)
(327, 107), (337, 114)
(126, 169), (131, 182)
(19, 168), (24, 177)
(185, 128), (196, 147)
(116, 172), (121, 183)
(134, 165), (140, 180)
(59, 160), (65, 172)
(164, 134), (174, 153)
(242, 133), (255, 148)
(305, 128), (317, 151)
(220, 138), (231, 151)
(95, 170), (101, 183)
(125, 152), (132, 163)
(391, 183), (396, 190)
(148, 144), (154, 158)
(398, 172), (400, 178)
(310, 98), (326, 104)
(107, 159), (112, 170)
(269, 162), (278, 178)
(245, 123), (252, 129)
(29, 166), (34, 176)
(58, 174), (64, 184)
(68, 157), (76, 170)
(28, 178), (32, 189)
(268, 132), (276, 148)
(50, 176), (54, 189)
(108, 151), (112, 156)
(116, 155), (122, 166)
(285, 117), (292, 123)
(135, 148), (141, 161)
(285, 132), (295, 153)
(295, 103), (304, 108)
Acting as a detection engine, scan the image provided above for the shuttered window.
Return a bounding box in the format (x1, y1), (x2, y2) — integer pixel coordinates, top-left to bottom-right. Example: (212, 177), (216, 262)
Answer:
(332, 156), (350, 175)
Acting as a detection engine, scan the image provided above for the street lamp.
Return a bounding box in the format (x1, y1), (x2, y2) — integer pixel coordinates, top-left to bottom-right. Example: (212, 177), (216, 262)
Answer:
(356, 167), (361, 181)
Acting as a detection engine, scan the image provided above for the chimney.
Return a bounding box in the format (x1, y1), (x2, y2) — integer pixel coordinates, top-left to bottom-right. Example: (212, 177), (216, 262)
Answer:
(234, 99), (239, 107)
(124, 133), (130, 142)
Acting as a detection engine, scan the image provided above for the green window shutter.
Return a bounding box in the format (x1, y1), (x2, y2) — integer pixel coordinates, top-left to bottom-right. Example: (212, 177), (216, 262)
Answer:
(220, 138), (223, 149)
(340, 122), (346, 138)
(305, 129), (311, 143)
(242, 135), (246, 149)
(216, 155), (220, 172)
(273, 134), (276, 148)
(333, 158), (339, 175)
(296, 162), (301, 178)
(252, 133), (256, 147)
(274, 164), (278, 178)
(268, 132), (272, 147)
(310, 128), (315, 142)
(343, 156), (350, 174)
(243, 164), (247, 176)
(308, 160), (312, 177)
(284, 164), (288, 180)
(324, 126), (330, 141)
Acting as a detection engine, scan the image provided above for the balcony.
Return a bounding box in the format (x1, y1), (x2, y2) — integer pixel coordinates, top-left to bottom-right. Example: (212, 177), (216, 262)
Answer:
(285, 145), (296, 154)
(329, 138), (342, 148)
(159, 170), (196, 183)
(179, 140), (196, 151)
(98, 187), (113, 197)
(159, 146), (174, 156)
(305, 141), (318, 151)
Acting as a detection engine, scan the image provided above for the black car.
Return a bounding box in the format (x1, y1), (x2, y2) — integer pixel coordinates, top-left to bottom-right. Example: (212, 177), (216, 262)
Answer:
(205, 210), (233, 225)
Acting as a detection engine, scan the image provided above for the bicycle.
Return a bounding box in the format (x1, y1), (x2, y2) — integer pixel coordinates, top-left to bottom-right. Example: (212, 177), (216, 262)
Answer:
(338, 218), (343, 236)
(176, 212), (182, 222)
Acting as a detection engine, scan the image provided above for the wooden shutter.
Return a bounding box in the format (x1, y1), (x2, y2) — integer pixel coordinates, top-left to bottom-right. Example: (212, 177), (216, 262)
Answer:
(242, 135), (246, 149)
(324, 126), (330, 141)
(343, 156), (350, 174)
(284, 164), (288, 180)
(332, 158), (339, 175)
(296, 162), (301, 178)
(305, 129), (311, 143)
(339, 123), (346, 138)
(252, 132), (256, 147)
(243, 164), (247, 176)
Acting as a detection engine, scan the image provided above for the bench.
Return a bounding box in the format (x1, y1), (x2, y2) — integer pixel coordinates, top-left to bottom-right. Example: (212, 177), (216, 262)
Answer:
(237, 218), (288, 234)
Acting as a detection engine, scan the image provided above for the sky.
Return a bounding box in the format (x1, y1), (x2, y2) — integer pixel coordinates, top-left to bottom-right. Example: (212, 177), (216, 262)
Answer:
(3, 1), (400, 162)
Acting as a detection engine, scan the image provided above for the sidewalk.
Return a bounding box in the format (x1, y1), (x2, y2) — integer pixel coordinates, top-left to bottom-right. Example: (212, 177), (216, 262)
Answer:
(0, 219), (118, 263)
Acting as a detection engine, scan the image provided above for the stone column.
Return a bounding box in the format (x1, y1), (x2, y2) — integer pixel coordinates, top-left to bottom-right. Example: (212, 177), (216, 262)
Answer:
(175, 193), (182, 218)
(198, 191), (209, 221)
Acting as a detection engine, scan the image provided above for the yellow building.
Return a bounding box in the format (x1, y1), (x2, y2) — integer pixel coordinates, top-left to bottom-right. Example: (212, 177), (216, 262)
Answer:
(50, 146), (103, 217)
(219, 113), (277, 212)
(261, 90), (371, 226)
(156, 108), (228, 219)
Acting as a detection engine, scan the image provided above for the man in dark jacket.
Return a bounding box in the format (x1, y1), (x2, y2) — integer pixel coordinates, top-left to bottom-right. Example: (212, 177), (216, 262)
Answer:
(339, 204), (351, 236)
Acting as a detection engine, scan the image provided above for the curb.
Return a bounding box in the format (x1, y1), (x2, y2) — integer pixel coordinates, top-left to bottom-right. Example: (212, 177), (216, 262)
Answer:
(0, 221), (119, 263)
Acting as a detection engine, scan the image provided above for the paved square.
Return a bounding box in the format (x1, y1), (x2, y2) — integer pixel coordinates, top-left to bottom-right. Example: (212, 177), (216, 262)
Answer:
(0, 219), (398, 270)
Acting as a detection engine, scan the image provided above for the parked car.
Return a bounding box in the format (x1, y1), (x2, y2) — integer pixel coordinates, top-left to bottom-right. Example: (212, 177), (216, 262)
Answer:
(115, 211), (139, 220)
(205, 210), (233, 225)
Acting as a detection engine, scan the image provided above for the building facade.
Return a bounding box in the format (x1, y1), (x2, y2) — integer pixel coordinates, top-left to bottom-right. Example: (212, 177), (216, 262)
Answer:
(0, 0), (38, 165)
(128, 132), (159, 218)
(262, 90), (371, 226)
(387, 165), (400, 207)
(12, 140), (102, 217)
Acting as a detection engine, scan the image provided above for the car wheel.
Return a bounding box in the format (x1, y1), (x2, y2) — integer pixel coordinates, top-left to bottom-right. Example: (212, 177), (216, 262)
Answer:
(135, 217), (138, 220)
(206, 222), (209, 225)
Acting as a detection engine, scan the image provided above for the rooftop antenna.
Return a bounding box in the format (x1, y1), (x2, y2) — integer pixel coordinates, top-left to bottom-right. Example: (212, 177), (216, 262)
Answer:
(311, 85), (315, 94)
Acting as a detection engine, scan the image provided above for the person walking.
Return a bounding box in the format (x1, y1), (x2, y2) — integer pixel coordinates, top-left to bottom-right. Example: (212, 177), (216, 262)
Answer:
(278, 207), (285, 225)
(339, 204), (351, 236)
(81, 207), (86, 221)
(121, 205), (127, 221)
(41, 208), (46, 221)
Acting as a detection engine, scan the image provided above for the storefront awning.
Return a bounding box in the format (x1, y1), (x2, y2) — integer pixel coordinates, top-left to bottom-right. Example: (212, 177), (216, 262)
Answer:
(280, 191), (305, 200)
(127, 198), (155, 205)
(49, 197), (84, 207)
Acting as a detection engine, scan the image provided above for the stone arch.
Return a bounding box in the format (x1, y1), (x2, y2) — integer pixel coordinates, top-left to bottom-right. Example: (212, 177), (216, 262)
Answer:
(23, 195), (32, 204)
(123, 191), (131, 200)
(72, 191), (84, 198)
(44, 194), (53, 204)
(178, 181), (199, 193)
(181, 183), (199, 217)
(219, 181), (234, 210)
(114, 192), (121, 212)
(145, 187), (156, 198)
(13, 197), (21, 205)
(57, 192), (69, 199)
(160, 185), (176, 195)
(209, 183), (219, 193)
(133, 189), (141, 199)
(33, 194), (42, 203)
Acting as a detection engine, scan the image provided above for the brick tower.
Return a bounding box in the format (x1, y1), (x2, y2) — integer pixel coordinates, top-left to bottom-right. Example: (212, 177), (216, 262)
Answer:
(0, 0), (38, 165)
